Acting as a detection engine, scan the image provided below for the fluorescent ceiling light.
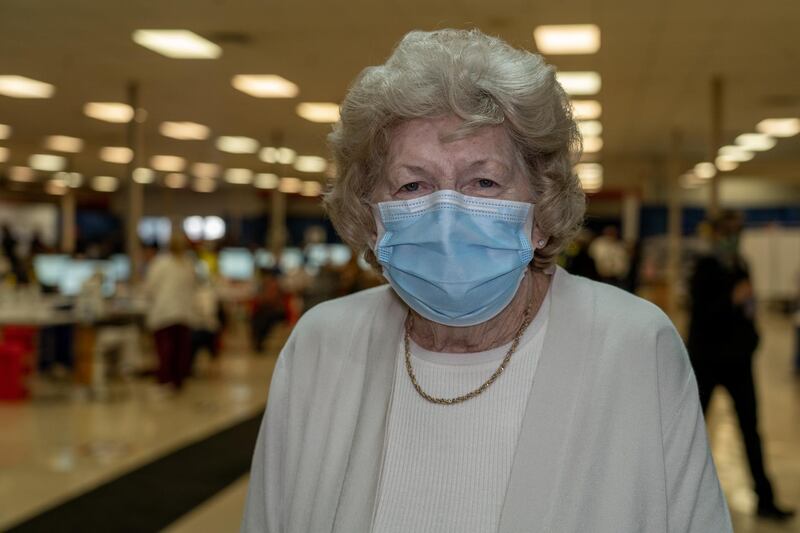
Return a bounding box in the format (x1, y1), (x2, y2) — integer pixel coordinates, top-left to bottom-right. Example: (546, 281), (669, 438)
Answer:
(254, 173), (279, 189)
(756, 118), (800, 138)
(575, 163), (603, 192)
(29, 154), (66, 172)
(571, 100), (602, 120)
(150, 155), (186, 172)
(294, 155), (328, 173)
(556, 72), (601, 96)
(45, 135), (83, 153)
(132, 167), (155, 184)
(301, 181), (322, 197)
(132, 30), (221, 59)
(164, 173), (188, 189)
(577, 120), (603, 137)
(192, 162), (220, 179)
(260, 147), (279, 163)
(533, 24), (601, 55)
(45, 179), (68, 196)
(216, 136), (259, 154)
(694, 162), (717, 179)
(734, 133), (776, 152)
(0, 147), (8, 163)
(277, 147), (296, 165)
(224, 168), (253, 184)
(99, 146), (134, 164)
(64, 172), (83, 188)
(0, 124), (10, 139)
(84, 102), (135, 123)
(296, 102), (340, 123)
(160, 121), (210, 140)
(193, 177), (217, 193)
(232, 75), (299, 98)
(0, 76), (55, 98)
(583, 136), (603, 153)
(718, 145), (754, 162)
(9, 166), (35, 182)
(715, 156), (739, 172)
(278, 177), (302, 194)
(92, 176), (119, 192)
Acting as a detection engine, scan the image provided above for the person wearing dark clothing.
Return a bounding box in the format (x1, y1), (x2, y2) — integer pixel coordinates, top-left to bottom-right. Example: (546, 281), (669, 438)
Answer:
(687, 213), (794, 521)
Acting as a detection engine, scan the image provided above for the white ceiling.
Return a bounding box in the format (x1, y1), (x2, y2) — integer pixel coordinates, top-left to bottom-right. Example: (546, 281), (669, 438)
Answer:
(1, 0), (799, 192)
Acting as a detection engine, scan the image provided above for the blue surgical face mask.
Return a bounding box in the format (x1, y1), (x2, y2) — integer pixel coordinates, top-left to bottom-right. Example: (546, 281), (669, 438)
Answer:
(374, 190), (534, 327)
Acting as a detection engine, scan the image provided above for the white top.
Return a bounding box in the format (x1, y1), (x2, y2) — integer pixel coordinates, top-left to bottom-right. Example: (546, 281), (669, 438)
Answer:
(373, 296), (549, 533)
(143, 253), (196, 331)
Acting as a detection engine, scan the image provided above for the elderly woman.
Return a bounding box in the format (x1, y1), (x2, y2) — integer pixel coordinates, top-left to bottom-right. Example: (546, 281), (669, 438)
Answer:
(243, 29), (731, 533)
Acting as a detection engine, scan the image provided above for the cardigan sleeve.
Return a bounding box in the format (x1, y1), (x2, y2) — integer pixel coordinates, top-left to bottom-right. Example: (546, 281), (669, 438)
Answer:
(656, 324), (733, 533)
(241, 339), (293, 533)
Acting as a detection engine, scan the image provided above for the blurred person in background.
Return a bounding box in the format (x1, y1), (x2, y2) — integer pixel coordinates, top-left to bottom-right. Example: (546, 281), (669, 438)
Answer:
(190, 274), (222, 376)
(562, 228), (599, 281)
(143, 234), (196, 391)
(687, 211), (794, 521)
(250, 267), (286, 354)
(588, 225), (629, 287)
(243, 29), (730, 533)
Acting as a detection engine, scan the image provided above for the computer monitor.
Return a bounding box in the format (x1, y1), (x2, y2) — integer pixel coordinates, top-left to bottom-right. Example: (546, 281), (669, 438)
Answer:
(108, 254), (131, 282)
(328, 244), (352, 266)
(33, 254), (70, 287)
(279, 247), (304, 272)
(59, 260), (115, 296)
(254, 249), (277, 269)
(218, 248), (255, 280)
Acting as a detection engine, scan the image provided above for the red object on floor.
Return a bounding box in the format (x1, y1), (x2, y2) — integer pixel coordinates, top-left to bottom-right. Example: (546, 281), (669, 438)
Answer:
(0, 341), (30, 400)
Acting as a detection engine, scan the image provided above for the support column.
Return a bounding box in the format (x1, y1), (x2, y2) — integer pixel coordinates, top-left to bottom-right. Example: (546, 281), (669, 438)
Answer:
(621, 192), (640, 244)
(708, 76), (723, 218)
(60, 191), (76, 254)
(269, 191), (287, 257)
(667, 130), (683, 316)
(125, 81), (144, 282)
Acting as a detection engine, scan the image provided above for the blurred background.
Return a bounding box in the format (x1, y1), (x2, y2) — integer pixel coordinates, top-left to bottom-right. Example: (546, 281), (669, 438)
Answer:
(0, 1), (798, 531)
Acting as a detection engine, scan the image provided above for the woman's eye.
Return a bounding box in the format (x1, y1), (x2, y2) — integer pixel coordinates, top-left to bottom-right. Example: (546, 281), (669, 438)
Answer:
(477, 178), (497, 188)
(400, 182), (420, 193)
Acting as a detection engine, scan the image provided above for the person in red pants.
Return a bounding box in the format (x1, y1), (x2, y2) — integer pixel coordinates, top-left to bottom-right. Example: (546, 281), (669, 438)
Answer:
(144, 235), (196, 391)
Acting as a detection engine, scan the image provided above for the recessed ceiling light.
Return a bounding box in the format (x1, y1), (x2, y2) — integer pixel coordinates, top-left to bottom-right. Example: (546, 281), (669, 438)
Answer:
(0, 76), (55, 98)
(99, 146), (134, 164)
(9, 166), (35, 182)
(224, 168), (253, 184)
(193, 177), (217, 193)
(533, 24), (601, 55)
(84, 102), (135, 123)
(556, 72), (601, 96)
(45, 179), (68, 196)
(734, 133), (776, 152)
(583, 136), (603, 153)
(216, 136), (259, 154)
(571, 100), (602, 120)
(294, 155), (328, 173)
(254, 173), (279, 189)
(0, 124), (11, 139)
(694, 162), (717, 179)
(132, 30), (222, 59)
(715, 156), (739, 172)
(575, 163), (602, 192)
(132, 168), (155, 184)
(718, 145), (754, 162)
(66, 172), (83, 188)
(45, 135), (84, 153)
(277, 147), (296, 165)
(191, 162), (220, 179)
(92, 176), (119, 192)
(29, 154), (66, 172)
(278, 177), (302, 194)
(756, 118), (800, 138)
(232, 75), (299, 98)
(0, 147), (8, 163)
(296, 102), (340, 123)
(300, 181), (322, 197)
(150, 155), (186, 172)
(160, 121), (210, 140)
(164, 173), (188, 188)
(577, 120), (603, 137)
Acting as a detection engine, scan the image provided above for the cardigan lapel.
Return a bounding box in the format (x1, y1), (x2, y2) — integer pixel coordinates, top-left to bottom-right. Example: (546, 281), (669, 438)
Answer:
(498, 267), (595, 533)
(332, 289), (406, 533)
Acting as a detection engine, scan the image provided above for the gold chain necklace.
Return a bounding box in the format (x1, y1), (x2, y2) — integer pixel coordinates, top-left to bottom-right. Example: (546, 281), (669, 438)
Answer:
(403, 303), (534, 405)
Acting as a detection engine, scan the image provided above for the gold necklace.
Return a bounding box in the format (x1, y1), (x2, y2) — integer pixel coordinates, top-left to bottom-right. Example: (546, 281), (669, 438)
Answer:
(403, 303), (534, 405)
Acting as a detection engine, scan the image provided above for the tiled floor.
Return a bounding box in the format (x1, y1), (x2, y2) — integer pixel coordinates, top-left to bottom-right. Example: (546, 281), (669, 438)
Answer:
(2, 310), (798, 532)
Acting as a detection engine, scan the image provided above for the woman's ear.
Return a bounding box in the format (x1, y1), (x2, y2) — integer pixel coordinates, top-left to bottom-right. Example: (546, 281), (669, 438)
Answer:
(532, 225), (549, 249)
